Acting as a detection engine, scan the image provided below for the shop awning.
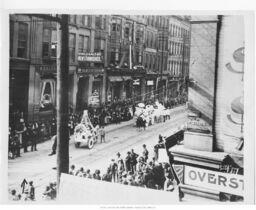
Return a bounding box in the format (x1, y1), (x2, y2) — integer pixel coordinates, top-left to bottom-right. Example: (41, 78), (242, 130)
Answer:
(122, 76), (132, 81)
(108, 76), (132, 82)
(108, 76), (123, 82)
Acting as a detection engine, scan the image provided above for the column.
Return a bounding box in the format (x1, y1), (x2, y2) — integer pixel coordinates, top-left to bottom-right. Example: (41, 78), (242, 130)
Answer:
(120, 81), (125, 100)
(101, 72), (106, 103)
(87, 75), (93, 105)
(72, 73), (78, 112)
(141, 78), (146, 101)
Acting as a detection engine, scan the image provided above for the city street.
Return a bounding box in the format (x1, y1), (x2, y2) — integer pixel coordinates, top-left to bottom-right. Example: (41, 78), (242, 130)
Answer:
(8, 106), (191, 202)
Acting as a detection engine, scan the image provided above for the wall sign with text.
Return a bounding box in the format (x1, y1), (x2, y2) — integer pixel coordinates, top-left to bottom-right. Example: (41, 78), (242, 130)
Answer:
(184, 166), (243, 196)
(78, 52), (103, 63)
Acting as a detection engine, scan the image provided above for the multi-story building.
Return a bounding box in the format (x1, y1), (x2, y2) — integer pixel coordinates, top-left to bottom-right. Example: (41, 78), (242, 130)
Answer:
(9, 14), (109, 122)
(167, 16), (191, 100)
(9, 14), (191, 123)
(106, 15), (146, 102)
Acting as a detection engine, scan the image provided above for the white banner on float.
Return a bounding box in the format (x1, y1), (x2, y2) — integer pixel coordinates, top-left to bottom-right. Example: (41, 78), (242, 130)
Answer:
(184, 166), (244, 196)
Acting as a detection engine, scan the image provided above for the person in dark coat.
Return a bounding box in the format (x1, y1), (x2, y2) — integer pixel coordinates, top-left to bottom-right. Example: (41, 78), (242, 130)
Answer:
(28, 181), (35, 201)
(125, 151), (132, 172)
(142, 144), (149, 163)
(130, 149), (139, 174)
(15, 118), (28, 153)
(108, 159), (118, 182)
(31, 122), (38, 151)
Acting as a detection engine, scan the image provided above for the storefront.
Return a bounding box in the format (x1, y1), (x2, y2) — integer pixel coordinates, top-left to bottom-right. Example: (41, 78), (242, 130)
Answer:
(9, 59), (30, 124)
(107, 76), (132, 101)
(76, 68), (106, 110)
(32, 64), (57, 121)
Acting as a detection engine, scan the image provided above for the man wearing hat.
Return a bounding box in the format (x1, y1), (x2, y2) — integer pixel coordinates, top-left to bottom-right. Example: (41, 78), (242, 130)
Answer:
(28, 181), (35, 201)
(130, 149), (139, 174)
(142, 144), (149, 163)
(125, 151), (132, 172)
(108, 159), (118, 183)
(116, 152), (125, 180)
(15, 118), (28, 153)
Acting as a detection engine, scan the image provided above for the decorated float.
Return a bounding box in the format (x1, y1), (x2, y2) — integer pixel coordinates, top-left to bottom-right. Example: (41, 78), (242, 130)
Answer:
(74, 110), (99, 149)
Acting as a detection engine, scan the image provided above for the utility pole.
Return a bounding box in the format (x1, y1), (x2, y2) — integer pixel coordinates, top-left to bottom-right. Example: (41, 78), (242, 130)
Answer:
(56, 14), (69, 190)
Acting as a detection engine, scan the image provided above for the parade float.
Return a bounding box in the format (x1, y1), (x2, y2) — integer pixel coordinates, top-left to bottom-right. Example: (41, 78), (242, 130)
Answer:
(134, 100), (169, 127)
(74, 110), (98, 149)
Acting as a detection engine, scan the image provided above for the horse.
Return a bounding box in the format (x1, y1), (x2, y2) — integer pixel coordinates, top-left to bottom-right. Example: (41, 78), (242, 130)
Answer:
(136, 116), (146, 131)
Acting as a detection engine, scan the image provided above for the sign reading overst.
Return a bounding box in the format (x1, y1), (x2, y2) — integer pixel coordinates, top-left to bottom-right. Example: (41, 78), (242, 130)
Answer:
(184, 166), (243, 196)
(78, 52), (103, 62)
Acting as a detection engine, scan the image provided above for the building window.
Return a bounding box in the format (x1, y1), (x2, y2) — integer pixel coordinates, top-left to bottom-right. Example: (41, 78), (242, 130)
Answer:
(78, 35), (89, 53)
(111, 18), (121, 32)
(10, 20), (14, 57)
(83, 15), (88, 26)
(51, 30), (57, 57)
(124, 25), (130, 39)
(110, 48), (119, 64)
(102, 16), (106, 30)
(42, 28), (50, 57)
(94, 38), (101, 52)
(95, 16), (101, 29)
(77, 15), (82, 25)
(69, 15), (76, 24)
(17, 22), (28, 58)
(78, 35), (84, 53)
(42, 42), (50, 57)
(69, 33), (76, 63)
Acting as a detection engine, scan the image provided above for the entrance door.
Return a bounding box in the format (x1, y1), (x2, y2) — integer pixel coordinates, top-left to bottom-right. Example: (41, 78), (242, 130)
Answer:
(76, 76), (89, 111)
(113, 82), (122, 100)
(9, 69), (29, 122)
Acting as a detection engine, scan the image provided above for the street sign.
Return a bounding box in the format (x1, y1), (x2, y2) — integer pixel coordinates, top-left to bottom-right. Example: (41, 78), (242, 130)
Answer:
(184, 166), (244, 196)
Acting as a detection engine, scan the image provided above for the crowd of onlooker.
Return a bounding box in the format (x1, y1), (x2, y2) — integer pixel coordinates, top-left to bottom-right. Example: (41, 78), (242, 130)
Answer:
(85, 99), (134, 127)
(8, 96), (187, 160)
(68, 143), (178, 192)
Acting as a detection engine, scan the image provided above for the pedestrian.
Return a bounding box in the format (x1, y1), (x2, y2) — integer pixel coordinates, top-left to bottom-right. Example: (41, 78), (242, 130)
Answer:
(15, 118), (28, 153)
(130, 149), (139, 174)
(28, 181), (35, 201)
(69, 165), (76, 175)
(10, 189), (20, 201)
(99, 126), (106, 143)
(31, 122), (38, 151)
(116, 152), (125, 181)
(85, 169), (92, 179)
(164, 174), (175, 192)
(9, 132), (16, 159)
(93, 169), (101, 180)
(138, 157), (146, 172)
(108, 159), (118, 182)
(48, 135), (57, 156)
(13, 134), (21, 157)
(76, 167), (85, 177)
(125, 152), (132, 172)
(142, 144), (149, 163)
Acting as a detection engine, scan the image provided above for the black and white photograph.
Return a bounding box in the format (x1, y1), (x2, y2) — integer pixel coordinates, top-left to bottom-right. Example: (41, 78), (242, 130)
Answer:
(0, 0), (255, 207)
